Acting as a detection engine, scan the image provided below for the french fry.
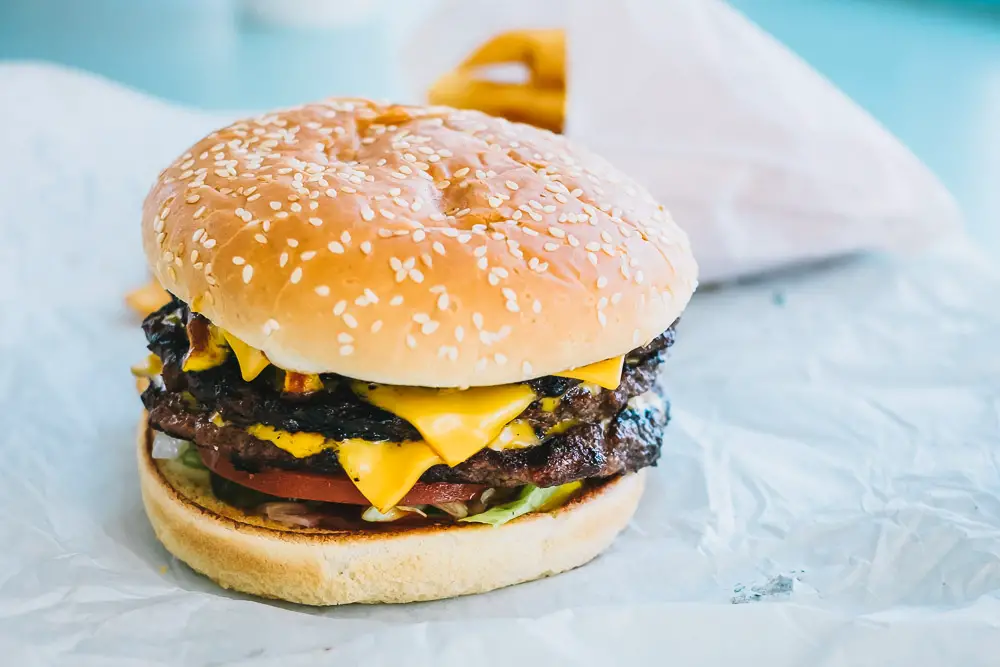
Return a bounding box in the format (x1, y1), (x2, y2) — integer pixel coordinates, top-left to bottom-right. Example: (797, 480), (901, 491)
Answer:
(126, 281), (171, 317)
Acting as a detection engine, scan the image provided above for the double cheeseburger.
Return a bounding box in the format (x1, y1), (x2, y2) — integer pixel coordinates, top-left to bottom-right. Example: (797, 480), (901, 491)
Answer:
(136, 99), (697, 605)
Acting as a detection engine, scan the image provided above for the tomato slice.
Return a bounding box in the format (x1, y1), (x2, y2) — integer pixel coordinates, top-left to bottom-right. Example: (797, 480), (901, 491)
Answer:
(200, 447), (485, 506)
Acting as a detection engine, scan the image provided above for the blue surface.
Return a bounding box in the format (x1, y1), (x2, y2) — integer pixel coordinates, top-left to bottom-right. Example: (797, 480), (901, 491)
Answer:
(1, 0), (998, 247)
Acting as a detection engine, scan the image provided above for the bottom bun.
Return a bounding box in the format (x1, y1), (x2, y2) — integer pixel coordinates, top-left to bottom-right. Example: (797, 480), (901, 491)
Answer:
(137, 419), (645, 605)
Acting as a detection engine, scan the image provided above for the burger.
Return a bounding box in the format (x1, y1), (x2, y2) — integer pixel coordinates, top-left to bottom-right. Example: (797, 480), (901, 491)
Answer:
(135, 99), (697, 605)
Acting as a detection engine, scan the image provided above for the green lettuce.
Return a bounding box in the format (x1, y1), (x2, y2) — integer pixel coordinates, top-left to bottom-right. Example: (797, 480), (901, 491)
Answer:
(460, 481), (583, 527)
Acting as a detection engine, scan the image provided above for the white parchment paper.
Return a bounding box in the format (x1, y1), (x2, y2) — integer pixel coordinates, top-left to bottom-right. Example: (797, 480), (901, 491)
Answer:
(2, 64), (1000, 666)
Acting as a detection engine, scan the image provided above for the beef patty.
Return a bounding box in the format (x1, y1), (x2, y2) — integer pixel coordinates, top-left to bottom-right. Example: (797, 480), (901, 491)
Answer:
(141, 297), (674, 488)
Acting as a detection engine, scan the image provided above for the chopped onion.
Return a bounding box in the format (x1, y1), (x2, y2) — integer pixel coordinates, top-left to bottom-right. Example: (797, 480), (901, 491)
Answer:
(151, 432), (190, 460)
(432, 501), (469, 519)
(261, 502), (322, 528)
(361, 505), (426, 522)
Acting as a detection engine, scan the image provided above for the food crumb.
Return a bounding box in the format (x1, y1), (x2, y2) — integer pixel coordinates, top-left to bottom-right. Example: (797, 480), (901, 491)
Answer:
(159, 565), (169, 575)
(771, 291), (786, 307)
(731, 573), (800, 604)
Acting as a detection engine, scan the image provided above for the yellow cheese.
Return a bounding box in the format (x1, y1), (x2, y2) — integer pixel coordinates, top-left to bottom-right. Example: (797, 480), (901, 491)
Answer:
(130, 353), (163, 378)
(488, 420), (539, 450)
(337, 439), (444, 511)
(354, 383), (537, 466)
(554, 355), (624, 390)
(246, 424), (443, 511)
(539, 396), (561, 412)
(182, 320), (229, 372)
(282, 371), (324, 394)
(247, 424), (330, 458)
(546, 419), (579, 436)
(222, 331), (270, 381)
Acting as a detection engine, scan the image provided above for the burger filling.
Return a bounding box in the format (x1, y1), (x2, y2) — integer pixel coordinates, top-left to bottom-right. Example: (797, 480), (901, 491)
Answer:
(139, 297), (674, 527)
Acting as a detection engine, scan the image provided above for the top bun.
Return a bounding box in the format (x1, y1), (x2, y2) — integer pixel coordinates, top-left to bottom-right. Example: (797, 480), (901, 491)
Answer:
(142, 99), (697, 387)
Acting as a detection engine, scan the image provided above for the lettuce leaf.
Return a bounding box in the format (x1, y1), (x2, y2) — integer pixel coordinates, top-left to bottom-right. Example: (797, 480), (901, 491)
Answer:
(460, 481), (583, 527)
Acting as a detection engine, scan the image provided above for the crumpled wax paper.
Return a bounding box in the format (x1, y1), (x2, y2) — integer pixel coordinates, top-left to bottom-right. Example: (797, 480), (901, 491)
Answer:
(2, 64), (1000, 666)
(400, 0), (963, 283)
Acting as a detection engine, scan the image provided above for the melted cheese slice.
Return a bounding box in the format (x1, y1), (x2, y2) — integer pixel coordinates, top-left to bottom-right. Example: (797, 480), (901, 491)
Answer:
(182, 320), (229, 372)
(222, 331), (270, 381)
(354, 383), (537, 466)
(488, 420), (539, 450)
(554, 355), (624, 390)
(337, 439), (444, 511)
(246, 424), (443, 511)
(248, 424), (329, 458)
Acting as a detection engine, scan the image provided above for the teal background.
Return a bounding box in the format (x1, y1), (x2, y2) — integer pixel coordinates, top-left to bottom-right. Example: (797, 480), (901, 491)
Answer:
(1, 0), (998, 248)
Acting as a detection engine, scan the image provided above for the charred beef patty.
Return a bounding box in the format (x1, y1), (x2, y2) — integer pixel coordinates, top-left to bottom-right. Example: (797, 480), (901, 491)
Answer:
(142, 297), (674, 487)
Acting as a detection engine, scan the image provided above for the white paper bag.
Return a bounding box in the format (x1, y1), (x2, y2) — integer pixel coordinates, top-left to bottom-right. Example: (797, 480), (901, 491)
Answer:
(399, 0), (963, 283)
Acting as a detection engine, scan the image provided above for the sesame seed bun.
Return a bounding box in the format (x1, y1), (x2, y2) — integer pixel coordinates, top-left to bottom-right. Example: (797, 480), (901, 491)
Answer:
(143, 99), (697, 386)
(137, 420), (645, 605)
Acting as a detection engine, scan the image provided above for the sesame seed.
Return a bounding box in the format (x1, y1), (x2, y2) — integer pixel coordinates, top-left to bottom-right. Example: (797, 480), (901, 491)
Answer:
(598, 311), (607, 327)
(371, 320), (383, 333)
(406, 334), (417, 349)
(254, 233), (268, 244)
(390, 295), (404, 306)
(269, 201), (282, 211)
(279, 252), (289, 267)
(568, 235), (580, 247)
(476, 257), (488, 270)
(455, 326), (465, 342)
(421, 321), (439, 335)
(263, 318), (280, 335)
(505, 301), (519, 313)
(548, 227), (566, 238)
(454, 167), (470, 178)
(232, 256), (246, 265)
(289, 267), (303, 284)
(339, 345), (354, 356)
(360, 241), (373, 255)
(437, 293), (449, 310)
(287, 238), (299, 248)
(505, 180), (519, 191)
(495, 353), (507, 365)
(361, 207), (375, 221)
(597, 276), (609, 289)
(488, 196), (502, 208)
(410, 269), (424, 283)
(333, 300), (347, 315)
(186, 194), (200, 204)
(343, 313), (358, 328)
(543, 242), (559, 252)
(532, 300), (542, 313)
(308, 217), (323, 226)
(413, 229), (426, 242)
(203, 239), (217, 249)
(301, 250), (317, 261)
(338, 332), (353, 344)
(522, 361), (533, 375)
(473, 313), (484, 329)
(242, 265), (254, 283)
(328, 241), (345, 254)
(315, 285), (330, 296)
